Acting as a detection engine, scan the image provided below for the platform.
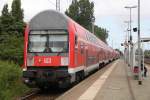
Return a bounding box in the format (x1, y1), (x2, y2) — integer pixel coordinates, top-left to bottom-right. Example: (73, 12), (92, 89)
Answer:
(56, 59), (150, 100)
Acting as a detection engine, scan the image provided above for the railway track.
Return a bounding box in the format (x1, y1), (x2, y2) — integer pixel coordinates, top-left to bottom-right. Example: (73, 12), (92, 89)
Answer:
(145, 58), (150, 64)
(20, 88), (40, 100)
(20, 87), (69, 100)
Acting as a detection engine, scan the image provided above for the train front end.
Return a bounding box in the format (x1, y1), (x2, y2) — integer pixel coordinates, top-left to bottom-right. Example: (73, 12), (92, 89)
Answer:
(22, 10), (71, 88)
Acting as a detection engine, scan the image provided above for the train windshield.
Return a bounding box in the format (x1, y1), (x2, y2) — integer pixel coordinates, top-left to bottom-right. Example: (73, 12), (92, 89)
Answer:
(28, 30), (68, 53)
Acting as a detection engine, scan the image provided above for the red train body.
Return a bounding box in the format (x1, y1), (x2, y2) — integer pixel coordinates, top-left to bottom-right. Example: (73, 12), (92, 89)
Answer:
(22, 10), (119, 88)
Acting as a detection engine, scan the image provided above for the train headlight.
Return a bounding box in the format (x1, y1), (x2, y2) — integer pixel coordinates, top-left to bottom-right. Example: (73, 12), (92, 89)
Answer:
(61, 57), (69, 66)
(23, 68), (27, 71)
(27, 54), (34, 66)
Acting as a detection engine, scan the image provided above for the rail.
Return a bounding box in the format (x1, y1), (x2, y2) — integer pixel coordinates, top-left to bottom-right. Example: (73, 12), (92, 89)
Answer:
(20, 88), (40, 100)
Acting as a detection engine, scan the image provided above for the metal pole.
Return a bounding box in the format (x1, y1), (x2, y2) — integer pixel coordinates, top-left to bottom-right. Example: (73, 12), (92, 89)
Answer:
(56, 0), (60, 11)
(92, 17), (95, 34)
(92, 21), (94, 34)
(112, 40), (113, 48)
(124, 21), (130, 65)
(125, 6), (137, 67)
(130, 8), (134, 71)
(128, 8), (131, 67)
(138, 0), (142, 85)
(130, 8), (132, 41)
(125, 6), (137, 71)
(127, 22), (130, 66)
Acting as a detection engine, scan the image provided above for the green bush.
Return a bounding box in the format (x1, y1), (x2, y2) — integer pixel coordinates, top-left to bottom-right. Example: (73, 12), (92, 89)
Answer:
(144, 50), (150, 58)
(0, 60), (29, 100)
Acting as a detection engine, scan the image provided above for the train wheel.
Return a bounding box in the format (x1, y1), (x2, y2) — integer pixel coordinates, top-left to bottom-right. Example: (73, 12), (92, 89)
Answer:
(75, 73), (80, 84)
(38, 85), (48, 91)
(99, 63), (102, 69)
(75, 71), (85, 84)
(58, 77), (71, 89)
(80, 71), (85, 80)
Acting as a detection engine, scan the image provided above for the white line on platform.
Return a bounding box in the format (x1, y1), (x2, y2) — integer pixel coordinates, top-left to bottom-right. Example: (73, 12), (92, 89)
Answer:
(78, 60), (118, 100)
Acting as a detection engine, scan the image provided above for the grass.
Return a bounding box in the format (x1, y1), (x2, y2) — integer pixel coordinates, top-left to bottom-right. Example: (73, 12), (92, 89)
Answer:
(0, 60), (30, 100)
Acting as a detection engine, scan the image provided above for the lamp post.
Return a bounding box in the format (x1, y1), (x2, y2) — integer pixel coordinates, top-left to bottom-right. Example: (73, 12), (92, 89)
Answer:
(124, 21), (130, 65)
(137, 0), (142, 85)
(92, 17), (95, 34)
(124, 6), (137, 41)
(124, 6), (137, 68)
(56, 0), (60, 11)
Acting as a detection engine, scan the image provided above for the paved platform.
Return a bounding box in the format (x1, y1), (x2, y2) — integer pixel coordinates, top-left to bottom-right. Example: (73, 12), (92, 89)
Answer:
(57, 59), (150, 100)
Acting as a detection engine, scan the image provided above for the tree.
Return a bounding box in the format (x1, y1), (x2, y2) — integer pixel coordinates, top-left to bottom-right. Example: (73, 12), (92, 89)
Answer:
(66, 0), (94, 31)
(0, 4), (14, 33)
(0, 34), (24, 65)
(94, 25), (108, 43)
(65, 0), (79, 22)
(11, 0), (23, 22)
(2, 4), (9, 16)
(78, 0), (94, 31)
(11, 0), (25, 35)
(66, 0), (108, 43)
(0, 2), (25, 65)
(144, 50), (150, 58)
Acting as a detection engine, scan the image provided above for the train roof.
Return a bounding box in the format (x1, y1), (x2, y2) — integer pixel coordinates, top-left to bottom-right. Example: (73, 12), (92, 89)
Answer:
(29, 10), (68, 30)
(28, 10), (114, 52)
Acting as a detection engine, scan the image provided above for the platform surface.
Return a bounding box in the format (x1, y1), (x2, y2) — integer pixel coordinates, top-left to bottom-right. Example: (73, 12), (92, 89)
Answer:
(57, 59), (150, 100)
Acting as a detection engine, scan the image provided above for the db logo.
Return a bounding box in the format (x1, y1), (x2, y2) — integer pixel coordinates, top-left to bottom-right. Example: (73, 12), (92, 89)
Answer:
(44, 58), (51, 63)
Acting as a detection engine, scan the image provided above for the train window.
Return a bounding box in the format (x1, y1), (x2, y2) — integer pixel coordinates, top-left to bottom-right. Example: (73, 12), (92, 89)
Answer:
(75, 35), (78, 45)
(48, 35), (68, 52)
(30, 31), (41, 34)
(47, 30), (67, 34)
(29, 35), (47, 52)
(30, 31), (47, 34)
(30, 30), (68, 34)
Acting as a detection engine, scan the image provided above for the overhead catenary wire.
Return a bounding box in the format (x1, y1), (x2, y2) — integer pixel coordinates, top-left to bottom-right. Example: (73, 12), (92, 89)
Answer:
(47, 0), (72, 12)
(47, 0), (56, 7)
(47, 0), (61, 11)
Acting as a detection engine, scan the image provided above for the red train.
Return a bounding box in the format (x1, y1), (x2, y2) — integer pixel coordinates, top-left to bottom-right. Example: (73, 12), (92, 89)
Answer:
(22, 10), (119, 88)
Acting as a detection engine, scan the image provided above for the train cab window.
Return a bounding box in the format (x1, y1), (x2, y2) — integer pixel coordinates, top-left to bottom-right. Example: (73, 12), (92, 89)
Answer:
(48, 35), (68, 52)
(29, 35), (47, 52)
(28, 30), (68, 53)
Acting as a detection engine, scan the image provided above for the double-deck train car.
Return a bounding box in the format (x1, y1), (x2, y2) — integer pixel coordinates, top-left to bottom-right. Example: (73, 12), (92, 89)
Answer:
(22, 10), (119, 88)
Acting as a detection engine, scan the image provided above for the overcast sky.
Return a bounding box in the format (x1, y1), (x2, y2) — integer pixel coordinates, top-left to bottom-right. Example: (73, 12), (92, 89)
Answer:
(0, 0), (150, 50)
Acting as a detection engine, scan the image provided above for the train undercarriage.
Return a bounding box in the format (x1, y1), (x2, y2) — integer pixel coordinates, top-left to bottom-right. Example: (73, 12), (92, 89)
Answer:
(23, 67), (71, 89)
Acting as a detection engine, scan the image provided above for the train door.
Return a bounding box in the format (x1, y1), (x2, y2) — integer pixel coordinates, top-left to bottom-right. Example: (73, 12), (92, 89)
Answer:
(97, 49), (100, 64)
(83, 45), (88, 67)
(75, 45), (78, 66)
(75, 36), (85, 67)
(74, 35), (78, 66)
(99, 49), (103, 63)
(80, 42), (87, 67)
